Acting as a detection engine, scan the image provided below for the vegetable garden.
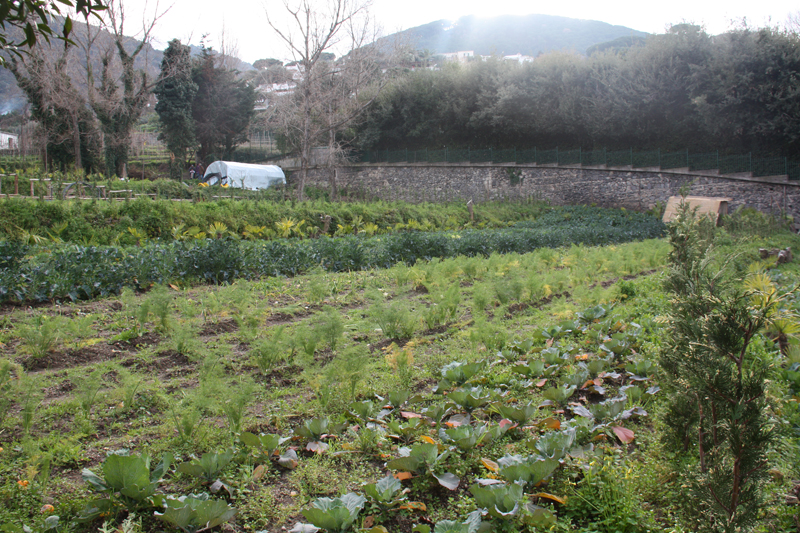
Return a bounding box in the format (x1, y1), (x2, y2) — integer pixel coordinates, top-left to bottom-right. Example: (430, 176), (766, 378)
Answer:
(0, 201), (798, 533)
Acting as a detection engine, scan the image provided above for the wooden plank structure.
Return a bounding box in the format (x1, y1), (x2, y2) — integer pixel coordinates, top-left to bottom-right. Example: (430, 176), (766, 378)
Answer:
(663, 196), (732, 226)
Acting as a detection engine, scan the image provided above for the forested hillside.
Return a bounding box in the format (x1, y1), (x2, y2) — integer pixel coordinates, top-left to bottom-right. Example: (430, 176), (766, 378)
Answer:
(355, 24), (800, 159)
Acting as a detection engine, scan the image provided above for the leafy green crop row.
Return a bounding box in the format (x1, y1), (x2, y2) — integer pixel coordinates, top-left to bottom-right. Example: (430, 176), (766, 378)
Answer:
(0, 195), (549, 246)
(0, 207), (665, 304)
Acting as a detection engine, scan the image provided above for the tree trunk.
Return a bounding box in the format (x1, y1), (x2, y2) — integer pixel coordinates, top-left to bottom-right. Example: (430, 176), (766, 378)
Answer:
(298, 144), (309, 201)
(71, 112), (82, 171)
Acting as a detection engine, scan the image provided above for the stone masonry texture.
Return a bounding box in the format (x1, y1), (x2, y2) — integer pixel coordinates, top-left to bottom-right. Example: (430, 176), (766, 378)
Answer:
(302, 164), (800, 221)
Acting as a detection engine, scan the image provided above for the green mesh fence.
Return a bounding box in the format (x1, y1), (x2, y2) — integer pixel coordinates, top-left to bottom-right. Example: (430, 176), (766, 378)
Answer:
(517, 149), (536, 164)
(632, 150), (660, 168)
(428, 149), (447, 163)
(788, 161), (800, 181)
(558, 149), (581, 166)
(447, 149), (469, 163)
(493, 149), (516, 164)
(752, 157), (787, 178)
(660, 150), (689, 170)
(689, 152), (719, 171)
(388, 150), (407, 163)
(607, 149), (632, 167)
(470, 148), (492, 163)
(719, 154), (751, 174)
(537, 149), (558, 165)
(356, 146), (796, 178)
(581, 150), (606, 166)
(372, 150), (389, 163)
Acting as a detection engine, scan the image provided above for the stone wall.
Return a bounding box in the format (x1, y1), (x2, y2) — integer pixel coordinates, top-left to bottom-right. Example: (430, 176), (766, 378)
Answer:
(302, 164), (800, 220)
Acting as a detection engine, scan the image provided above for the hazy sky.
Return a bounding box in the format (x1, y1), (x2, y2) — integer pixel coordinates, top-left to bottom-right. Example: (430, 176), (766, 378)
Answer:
(118, 0), (798, 63)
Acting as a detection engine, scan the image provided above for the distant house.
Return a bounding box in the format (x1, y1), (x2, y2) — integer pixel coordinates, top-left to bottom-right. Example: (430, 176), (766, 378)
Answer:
(254, 82), (297, 110)
(441, 51), (474, 63)
(0, 132), (18, 150)
(503, 53), (534, 63)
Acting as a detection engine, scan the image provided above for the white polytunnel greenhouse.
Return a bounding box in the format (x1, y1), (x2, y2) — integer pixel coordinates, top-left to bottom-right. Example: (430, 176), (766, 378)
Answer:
(202, 161), (286, 190)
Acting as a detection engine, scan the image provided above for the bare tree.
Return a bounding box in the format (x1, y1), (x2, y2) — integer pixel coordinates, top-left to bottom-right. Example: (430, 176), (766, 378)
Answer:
(10, 44), (102, 172)
(786, 11), (800, 34)
(264, 0), (403, 200)
(87, 0), (167, 176)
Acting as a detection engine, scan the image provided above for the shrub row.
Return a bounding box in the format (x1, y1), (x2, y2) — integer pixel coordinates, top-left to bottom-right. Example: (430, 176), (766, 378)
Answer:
(0, 206), (665, 304)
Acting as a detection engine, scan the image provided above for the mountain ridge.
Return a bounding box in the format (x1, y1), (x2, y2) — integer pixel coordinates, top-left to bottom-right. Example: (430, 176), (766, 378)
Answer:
(383, 14), (648, 57)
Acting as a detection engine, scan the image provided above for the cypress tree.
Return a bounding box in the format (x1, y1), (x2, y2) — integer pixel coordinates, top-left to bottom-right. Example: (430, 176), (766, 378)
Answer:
(659, 202), (798, 532)
(154, 39), (198, 180)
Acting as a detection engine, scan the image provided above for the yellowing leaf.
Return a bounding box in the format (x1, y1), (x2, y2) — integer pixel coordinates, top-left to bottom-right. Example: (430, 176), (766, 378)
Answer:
(419, 435), (436, 445)
(399, 502), (427, 512)
(540, 417), (561, 430)
(401, 411), (422, 419)
(252, 464), (266, 481)
(481, 458), (499, 473)
(532, 492), (567, 505)
(535, 379), (548, 388)
(394, 472), (413, 480)
(169, 283), (180, 291)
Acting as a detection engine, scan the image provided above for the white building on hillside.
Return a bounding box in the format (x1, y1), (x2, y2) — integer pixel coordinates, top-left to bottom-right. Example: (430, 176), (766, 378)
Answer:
(503, 53), (535, 63)
(441, 51), (474, 63)
(0, 132), (18, 150)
